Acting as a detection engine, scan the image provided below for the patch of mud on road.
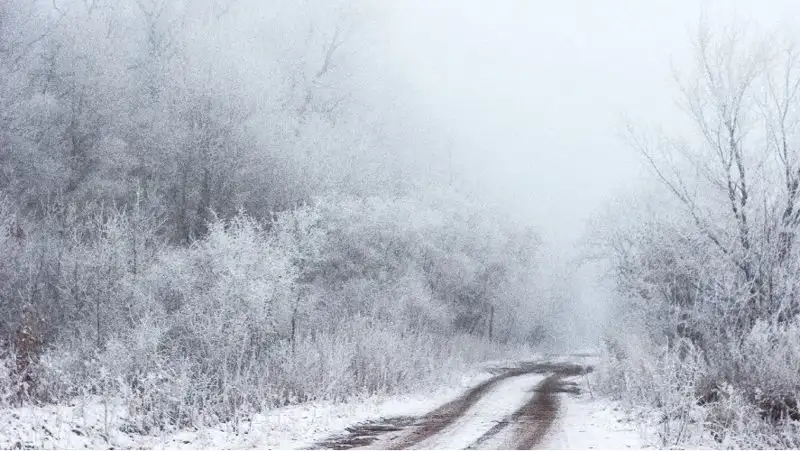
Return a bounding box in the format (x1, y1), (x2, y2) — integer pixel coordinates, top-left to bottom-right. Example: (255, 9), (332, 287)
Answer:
(312, 361), (590, 450)
(508, 365), (587, 449)
(312, 417), (418, 450)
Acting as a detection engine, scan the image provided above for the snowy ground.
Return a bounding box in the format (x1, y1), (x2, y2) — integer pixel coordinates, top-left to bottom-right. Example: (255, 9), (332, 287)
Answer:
(163, 370), (493, 449)
(540, 375), (646, 449)
(539, 353), (646, 449)
(0, 371), (495, 449)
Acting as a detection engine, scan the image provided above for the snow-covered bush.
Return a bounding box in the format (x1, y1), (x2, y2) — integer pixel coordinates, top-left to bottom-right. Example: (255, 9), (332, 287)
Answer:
(590, 24), (800, 447)
(305, 191), (542, 341)
(0, 0), (545, 438)
(5, 192), (540, 429)
(594, 190), (800, 447)
(596, 320), (800, 448)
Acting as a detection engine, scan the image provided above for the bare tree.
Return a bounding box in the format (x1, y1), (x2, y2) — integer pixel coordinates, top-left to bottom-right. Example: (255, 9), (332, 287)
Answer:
(623, 24), (800, 331)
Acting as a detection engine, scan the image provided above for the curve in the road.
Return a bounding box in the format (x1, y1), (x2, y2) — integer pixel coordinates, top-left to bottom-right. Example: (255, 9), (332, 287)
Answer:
(467, 363), (588, 450)
(312, 361), (590, 450)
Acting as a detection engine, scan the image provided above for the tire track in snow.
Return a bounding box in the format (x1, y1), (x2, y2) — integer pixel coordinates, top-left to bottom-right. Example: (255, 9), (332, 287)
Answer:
(407, 373), (544, 449)
(469, 363), (589, 450)
(313, 361), (588, 450)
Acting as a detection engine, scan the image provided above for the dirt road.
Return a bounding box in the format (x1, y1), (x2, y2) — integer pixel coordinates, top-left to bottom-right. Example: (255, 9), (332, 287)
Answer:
(313, 361), (591, 450)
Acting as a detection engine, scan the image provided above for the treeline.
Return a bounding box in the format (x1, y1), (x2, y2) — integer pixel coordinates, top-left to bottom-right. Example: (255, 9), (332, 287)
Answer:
(1, 0), (425, 238)
(593, 25), (800, 447)
(0, 0), (542, 431)
(0, 191), (541, 430)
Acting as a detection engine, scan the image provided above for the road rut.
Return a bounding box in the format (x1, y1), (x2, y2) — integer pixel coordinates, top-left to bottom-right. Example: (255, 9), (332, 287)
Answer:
(314, 361), (590, 450)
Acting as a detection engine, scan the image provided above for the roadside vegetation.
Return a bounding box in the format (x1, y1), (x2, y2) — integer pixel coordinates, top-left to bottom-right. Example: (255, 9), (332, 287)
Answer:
(0, 0), (545, 434)
(593, 22), (800, 448)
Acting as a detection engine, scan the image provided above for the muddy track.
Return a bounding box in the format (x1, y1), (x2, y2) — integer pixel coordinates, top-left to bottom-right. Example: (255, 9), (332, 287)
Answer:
(313, 361), (585, 450)
(312, 367), (526, 450)
(511, 363), (588, 449)
(467, 363), (588, 450)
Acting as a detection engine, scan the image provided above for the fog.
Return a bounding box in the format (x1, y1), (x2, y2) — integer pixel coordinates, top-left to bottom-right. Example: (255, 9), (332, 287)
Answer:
(383, 0), (797, 248)
(6, 0), (800, 445)
(370, 0), (800, 344)
(2, 0), (797, 345)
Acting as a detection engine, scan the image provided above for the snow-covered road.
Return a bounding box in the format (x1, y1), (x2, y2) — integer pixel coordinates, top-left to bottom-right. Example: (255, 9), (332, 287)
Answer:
(409, 372), (544, 449)
(317, 359), (645, 450)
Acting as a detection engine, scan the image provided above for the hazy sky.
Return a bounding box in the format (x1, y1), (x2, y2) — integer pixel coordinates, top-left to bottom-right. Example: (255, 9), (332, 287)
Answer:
(374, 1), (800, 343)
(379, 0), (800, 254)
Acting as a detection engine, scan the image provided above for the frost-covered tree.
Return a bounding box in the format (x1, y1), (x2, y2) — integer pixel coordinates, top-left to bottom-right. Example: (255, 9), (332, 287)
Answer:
(0, 0), (545, 430)
(596, 23), (800, 445)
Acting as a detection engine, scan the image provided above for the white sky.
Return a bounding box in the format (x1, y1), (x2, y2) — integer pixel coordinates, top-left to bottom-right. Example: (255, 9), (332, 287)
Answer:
(376, 0), (800, 343)
(380, 0), (800, 251)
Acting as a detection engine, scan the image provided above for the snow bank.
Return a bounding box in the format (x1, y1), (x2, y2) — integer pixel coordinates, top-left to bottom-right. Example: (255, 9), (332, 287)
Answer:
(543, 389), (646, 449)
